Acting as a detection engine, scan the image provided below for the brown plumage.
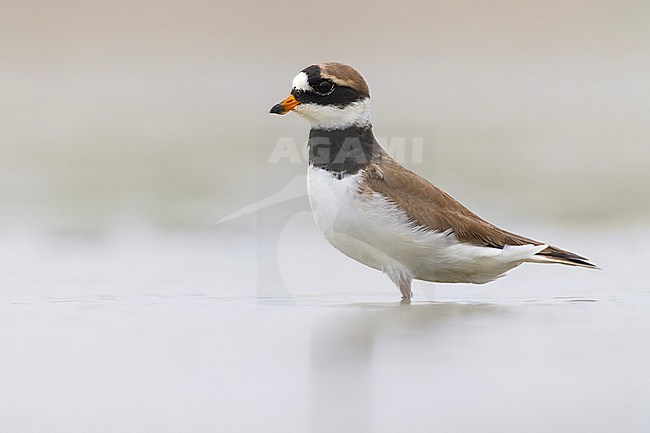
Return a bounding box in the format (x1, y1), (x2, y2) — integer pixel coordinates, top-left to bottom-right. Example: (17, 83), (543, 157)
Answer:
(318, 62), (370, 98)
(363, 149), (597, 268)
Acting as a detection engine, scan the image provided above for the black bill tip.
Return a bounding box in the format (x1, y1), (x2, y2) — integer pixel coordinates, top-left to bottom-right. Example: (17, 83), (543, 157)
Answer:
(269, 103), (286, 115)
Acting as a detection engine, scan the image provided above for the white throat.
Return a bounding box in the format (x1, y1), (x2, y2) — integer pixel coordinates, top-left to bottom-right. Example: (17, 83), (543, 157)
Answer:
(294, 98), (371, 130)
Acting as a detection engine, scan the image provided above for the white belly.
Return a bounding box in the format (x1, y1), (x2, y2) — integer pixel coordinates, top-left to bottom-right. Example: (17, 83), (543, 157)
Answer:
(306, 166), (546, 284)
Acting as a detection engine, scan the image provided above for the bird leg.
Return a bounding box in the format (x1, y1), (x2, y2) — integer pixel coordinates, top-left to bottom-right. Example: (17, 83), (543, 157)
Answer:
(399, 282), (413, 304)
(397, 279), (413, 304)
(387, 271), (413, 304)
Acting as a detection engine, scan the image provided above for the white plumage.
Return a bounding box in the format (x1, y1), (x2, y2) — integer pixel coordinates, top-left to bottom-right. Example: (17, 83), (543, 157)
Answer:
(307, 166), (547, 294)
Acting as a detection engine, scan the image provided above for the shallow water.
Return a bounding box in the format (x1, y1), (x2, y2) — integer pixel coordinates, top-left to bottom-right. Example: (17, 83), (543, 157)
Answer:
(2, 296), (649, 432)
(1, 224), (649, 433)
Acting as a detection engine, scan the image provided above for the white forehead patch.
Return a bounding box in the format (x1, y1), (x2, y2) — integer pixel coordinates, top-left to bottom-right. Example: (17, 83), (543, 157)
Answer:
(292, 71), (312, 91)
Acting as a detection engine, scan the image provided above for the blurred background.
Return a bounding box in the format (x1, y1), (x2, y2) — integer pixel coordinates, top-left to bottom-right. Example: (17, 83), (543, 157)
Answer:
(2, 0), (648, 233)
(1, 0), (649, 432)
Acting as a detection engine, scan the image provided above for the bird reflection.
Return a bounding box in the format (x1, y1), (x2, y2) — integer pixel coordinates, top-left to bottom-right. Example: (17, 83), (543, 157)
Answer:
(309, 301), (504, 432)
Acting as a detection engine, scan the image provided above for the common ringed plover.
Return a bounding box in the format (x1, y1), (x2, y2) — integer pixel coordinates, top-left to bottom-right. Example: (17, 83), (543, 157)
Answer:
(270, 62), (597, 302)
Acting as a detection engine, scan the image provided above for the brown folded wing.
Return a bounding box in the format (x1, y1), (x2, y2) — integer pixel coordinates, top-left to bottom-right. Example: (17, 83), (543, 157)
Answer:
(362, 154), (595, 268)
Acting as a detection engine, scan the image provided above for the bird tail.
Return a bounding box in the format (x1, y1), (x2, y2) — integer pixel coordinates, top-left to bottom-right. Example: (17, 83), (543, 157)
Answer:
(525, 245), (599, 269)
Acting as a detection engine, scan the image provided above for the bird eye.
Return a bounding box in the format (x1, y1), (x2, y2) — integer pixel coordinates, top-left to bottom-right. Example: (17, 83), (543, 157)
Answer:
(315, 80), (334, 94)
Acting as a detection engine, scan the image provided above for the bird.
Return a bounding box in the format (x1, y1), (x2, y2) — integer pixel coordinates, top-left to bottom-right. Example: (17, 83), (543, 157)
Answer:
(270, 62), (597, 302)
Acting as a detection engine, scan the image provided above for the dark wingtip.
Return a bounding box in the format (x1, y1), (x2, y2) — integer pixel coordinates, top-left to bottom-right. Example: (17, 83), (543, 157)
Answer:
(538, 246), (600, 269)
(571, 259), (600, 269)
(563, 253), (597, 268)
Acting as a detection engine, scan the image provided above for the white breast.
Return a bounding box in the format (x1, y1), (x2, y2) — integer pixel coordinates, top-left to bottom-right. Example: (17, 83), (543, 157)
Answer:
(306, 165), (547, 284)
(307, 166), (391, 272)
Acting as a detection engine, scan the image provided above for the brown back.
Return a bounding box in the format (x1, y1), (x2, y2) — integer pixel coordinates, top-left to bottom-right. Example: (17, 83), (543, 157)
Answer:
(362, 151), (593, 266)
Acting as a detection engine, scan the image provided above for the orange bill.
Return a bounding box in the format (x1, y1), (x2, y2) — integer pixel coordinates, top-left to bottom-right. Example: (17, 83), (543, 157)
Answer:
(270, 94), (300, 115)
